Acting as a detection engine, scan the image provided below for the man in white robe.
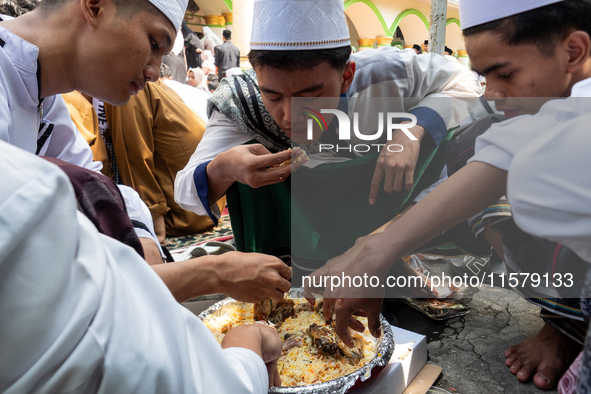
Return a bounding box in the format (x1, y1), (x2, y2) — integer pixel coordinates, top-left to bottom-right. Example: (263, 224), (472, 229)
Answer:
(0, 0), (291, 302)
(0, 140), (280, 394)
(0, 10), (162, 262)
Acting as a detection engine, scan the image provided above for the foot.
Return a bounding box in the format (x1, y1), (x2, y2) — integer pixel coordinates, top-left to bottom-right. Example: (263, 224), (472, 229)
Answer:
(505, 322), (582, 390)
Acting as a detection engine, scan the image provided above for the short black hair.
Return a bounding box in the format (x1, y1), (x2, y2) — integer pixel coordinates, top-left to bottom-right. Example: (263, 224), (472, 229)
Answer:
(444, 46), (453, 55)
(207, 73), (219, 82)
(248, 45), (351, 72)
(223, 29), (232, 40)
(463, 0), (591, 56)
(0, 0), (40, 17)
(208, 80), (220, 92)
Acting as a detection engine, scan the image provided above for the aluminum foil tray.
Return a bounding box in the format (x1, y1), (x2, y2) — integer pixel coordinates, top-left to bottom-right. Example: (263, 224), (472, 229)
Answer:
(198, 288), (395, 394)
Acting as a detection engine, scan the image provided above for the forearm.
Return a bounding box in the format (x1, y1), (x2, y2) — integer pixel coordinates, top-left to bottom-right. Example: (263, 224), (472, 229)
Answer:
(367, 162), (507, 265)
(222, 325), (264, 358)
(205, 158), (235, 205)
(154, 214), (166, 244)
(140, 237), (165, 265)
(371, 205), (414, 234)
(151, 255), (222, 302)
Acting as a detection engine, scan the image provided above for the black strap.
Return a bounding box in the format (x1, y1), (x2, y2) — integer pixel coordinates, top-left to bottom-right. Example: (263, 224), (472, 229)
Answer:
(36, 59), (43, 104)
(35, 123), (54, 155)
(131, 219), (152, 234)
(0, 16), (5, 47)
(161, 245), (175, 263)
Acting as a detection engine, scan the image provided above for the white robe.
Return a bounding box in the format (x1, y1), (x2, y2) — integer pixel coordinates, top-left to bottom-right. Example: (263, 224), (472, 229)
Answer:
(174, 47), (482, 218)
(467, 78), (591, 262)
(0, 140), (267, 394)
(0, 22), (160, 250)
(163, 79), (211, 123)
(506, 79), (591, 263)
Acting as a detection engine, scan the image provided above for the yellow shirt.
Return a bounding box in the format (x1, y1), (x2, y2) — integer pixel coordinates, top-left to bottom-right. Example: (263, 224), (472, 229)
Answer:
(106, 80), (224, 236)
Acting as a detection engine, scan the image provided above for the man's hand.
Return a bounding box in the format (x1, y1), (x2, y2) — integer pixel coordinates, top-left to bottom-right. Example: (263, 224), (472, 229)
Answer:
(222, 324), (283, 387)
(217, 251), (292, 303)
(206, 144), (307, 205)
(304, 234), (391, 347)
(150, 251), (290, 303)
(369, 123), (426, 205)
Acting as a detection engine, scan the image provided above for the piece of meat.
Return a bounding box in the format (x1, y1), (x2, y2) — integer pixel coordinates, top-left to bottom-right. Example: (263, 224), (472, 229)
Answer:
(307, 323), (342, 358)
(337, 333), (364, 364)
(253, 298), (296, 325)
(331, 321), (365, 364)
(307, 322), (365, 364)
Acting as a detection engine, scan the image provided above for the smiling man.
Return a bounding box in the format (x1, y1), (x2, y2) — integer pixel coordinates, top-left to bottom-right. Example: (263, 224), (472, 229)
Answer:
(309, 0), (591, 390)
(175, 0), (481, 270)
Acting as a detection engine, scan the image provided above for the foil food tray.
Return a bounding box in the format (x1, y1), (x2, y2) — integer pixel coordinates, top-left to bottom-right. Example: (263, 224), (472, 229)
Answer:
(198, 288), (395, 394)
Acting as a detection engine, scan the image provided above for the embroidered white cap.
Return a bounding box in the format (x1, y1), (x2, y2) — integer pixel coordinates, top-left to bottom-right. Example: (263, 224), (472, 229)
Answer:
(147, 0), (188, 30)
(460, 0), (565, 30)
(250, 0), (351, 51)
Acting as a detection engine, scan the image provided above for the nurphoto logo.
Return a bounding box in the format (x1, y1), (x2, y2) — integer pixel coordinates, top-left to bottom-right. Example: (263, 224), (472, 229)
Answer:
(305, 109), (418, 153)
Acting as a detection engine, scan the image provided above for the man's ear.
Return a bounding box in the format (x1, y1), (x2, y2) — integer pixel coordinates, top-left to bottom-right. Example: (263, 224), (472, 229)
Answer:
(563, 30), (591, 74)
(79, 0), (107, 29)
(340, 60), (356, 94)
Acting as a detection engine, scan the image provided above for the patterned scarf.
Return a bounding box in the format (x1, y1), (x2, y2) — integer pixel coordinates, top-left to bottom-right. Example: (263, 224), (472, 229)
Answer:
(207, 68), (322, 154)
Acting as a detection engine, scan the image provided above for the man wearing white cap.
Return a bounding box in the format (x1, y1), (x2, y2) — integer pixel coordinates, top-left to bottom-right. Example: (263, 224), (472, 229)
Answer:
(305, 0), (591, 391)
(0, 0), (284, 392)
(175, 0), (481, 269)
(0, 0), (176, 264)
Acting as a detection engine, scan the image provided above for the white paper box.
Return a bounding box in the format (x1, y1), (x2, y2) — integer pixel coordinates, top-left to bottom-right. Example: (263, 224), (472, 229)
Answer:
(349, 326), (428, 394)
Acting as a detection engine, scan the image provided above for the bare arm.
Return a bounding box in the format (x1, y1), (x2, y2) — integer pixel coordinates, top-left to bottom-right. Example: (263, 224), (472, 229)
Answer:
(369, 161), (506, 263)
(307, 161), (507, 346)
(222, 324), (283, 387)
(140, 237), (165, 265)
(151, 251), (292, 303)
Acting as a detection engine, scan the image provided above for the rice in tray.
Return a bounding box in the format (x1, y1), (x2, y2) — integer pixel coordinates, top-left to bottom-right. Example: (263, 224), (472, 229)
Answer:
(202, 298), (377, 387)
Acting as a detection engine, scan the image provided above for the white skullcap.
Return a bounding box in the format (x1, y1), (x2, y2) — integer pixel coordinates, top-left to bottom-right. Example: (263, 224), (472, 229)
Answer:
(147, 0), (188, 30)
(460, 0), (565, 30)
(250, 0), (351, 51)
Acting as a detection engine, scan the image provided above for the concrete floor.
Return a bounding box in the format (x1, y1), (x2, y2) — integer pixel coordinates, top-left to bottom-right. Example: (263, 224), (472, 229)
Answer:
(183, 280), (560, 393)
(423, 287), (553, 393)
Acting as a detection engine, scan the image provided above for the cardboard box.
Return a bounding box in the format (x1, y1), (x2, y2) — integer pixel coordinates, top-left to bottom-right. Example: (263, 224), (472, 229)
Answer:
(349, 326), (429, 394)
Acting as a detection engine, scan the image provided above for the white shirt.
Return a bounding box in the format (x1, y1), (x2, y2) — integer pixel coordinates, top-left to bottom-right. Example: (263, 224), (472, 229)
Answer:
(0, 23), (160, 249)
(163, 79), (211, 122)
(0, 140), (268, 394)
(175, 48), (482, 218)
(0, 23), (98, 172)
(505, 78), (591, 263)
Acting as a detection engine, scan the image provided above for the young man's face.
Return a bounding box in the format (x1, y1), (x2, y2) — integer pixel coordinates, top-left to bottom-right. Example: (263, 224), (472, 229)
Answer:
(255, 61), (352, 143)
(465, 31), (571, 118)
(79, 4), (176, 105)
